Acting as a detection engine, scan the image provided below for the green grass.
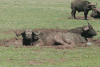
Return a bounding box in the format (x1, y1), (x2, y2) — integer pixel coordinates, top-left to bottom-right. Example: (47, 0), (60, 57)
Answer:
(0, 0), (100, 67)
(0, 45), (100, 67)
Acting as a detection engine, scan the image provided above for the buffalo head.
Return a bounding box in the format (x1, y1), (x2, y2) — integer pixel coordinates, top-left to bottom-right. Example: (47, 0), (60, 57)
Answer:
(16, 29), (33, 39)
(68, 22), (97, 38)
(87, 2), (98, 10)
(16, 29), (40, 39)
(90, 10), (98, 17)
(16, 29), (40, 46)
(90, 8), (100, 18)
(24, 29), (33, 39)
(82, 22), (97, 38)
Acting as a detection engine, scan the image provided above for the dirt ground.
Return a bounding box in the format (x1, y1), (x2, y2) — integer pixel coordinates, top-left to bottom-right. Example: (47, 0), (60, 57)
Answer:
(0, 28), (100, 49)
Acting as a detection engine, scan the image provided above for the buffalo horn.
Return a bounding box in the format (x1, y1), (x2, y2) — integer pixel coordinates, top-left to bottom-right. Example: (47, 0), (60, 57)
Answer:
(33, 30), (40, 35)
(89, 3), (94, 5)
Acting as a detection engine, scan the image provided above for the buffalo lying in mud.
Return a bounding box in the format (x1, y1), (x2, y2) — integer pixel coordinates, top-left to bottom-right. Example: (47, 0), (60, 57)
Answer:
(16, 29), (40, 46)
(71, 0), (98, 20)
(68, 23), (97, 39)
(90, 8), (100, 18)
(15, 23), (97, 48)
(16, 29), (74, 48)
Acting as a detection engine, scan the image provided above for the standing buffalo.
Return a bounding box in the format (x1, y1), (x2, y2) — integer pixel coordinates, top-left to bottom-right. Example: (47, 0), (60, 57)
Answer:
(90, 8), (100, 18)
(71, 0), (98, 20)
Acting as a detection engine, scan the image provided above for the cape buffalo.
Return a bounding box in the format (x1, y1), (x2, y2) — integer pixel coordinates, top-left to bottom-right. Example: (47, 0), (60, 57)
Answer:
(90, 8), (100, 18)
(33, 23), (97, 45)
(15, 29), (40, 46)
(71, 0), (98, 20)
(32, 23), (97, 47)
(15, 23), (97, 48)
(68, 23), (97, 41)
(16, 30), (73, 48)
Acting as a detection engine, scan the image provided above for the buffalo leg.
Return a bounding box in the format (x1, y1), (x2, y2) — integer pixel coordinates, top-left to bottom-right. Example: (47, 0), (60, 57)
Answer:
(35, 41), (44, 47)
(73, 8), (76, 19)
(53, 35), (67, 45)
(65, 38), (75, 45)
(84, 11), (89, 20)
(54, 35), (75, 48)
(71, 7), (76, 19)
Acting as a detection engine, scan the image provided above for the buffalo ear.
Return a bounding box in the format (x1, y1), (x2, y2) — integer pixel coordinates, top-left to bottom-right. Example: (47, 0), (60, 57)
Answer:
(16, 30), (25, 37)
(83, 26), (89, 31)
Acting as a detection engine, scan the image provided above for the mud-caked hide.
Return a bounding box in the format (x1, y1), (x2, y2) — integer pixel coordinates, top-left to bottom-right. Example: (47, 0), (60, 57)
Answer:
(68, 23), (97, 39)
(16, 29), (36, 46)
(90, 8), (100, 18)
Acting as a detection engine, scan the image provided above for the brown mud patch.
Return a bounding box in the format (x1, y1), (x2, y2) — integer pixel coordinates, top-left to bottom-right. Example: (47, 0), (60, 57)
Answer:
(0, 29), (100, 49)
(0, 37), (23, 47)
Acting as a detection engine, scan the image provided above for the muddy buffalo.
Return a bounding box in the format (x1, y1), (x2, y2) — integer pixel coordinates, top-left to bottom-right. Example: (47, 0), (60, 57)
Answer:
(15, 23), (97, 48)
(68, 23), (97, 40)
(15, 29), (40, 46)
(71, 0), (97, 20)
(90, 8), (100, 18)
(34, 23), (97, 47)
(16, 29), (73, 48)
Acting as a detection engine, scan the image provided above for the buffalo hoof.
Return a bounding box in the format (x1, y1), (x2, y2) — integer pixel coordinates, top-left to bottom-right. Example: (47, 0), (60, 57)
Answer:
(84, 19), (87, 20)
(72, 17), (76, 19)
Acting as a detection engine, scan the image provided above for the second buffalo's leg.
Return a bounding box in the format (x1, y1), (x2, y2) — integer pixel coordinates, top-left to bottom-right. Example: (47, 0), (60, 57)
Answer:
(71, 4), (76, 19)
(53, 35), (67, 45)
(71, 8), (76, 19)
(35, 41), (44, 47)
(71, 9), (76, 19)
(54, 35), (75, 48)
(64, 37), (75, 45)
